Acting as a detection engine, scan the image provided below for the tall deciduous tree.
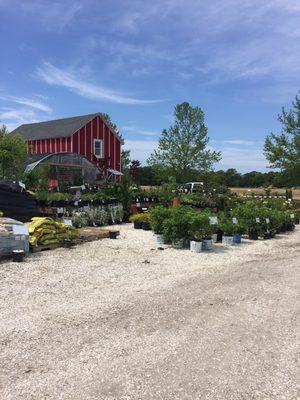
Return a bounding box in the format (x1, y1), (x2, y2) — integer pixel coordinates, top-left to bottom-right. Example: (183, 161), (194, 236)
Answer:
(100, 113), (131, 171)
(264, 93), (300, 185)
(0, 126), (27, 180)
(148, 102), (221, 182)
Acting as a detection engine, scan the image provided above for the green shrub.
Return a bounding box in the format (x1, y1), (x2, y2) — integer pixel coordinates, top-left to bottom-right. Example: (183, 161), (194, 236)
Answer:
(162, 206), (194, 241)
(219, 219), (246, 236)
(189, 212), (212, 240)
(149, 206), (173, 234)
(129, 213), (150, 223)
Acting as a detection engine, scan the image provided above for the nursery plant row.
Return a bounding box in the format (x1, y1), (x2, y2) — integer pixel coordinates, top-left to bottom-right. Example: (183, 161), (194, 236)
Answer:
(130, 201), (298, 252)
(62, 204), (124, 228)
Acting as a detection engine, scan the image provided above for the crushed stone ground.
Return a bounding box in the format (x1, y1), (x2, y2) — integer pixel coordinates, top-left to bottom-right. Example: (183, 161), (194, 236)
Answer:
(0, 225), (299, 399)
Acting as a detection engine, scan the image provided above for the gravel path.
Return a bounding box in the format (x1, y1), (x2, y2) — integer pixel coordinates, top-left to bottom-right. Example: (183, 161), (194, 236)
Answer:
(0, 225), (299, 400)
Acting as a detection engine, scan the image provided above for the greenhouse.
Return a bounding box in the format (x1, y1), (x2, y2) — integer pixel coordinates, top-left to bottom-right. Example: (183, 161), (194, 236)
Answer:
(24, 152), (103, 184)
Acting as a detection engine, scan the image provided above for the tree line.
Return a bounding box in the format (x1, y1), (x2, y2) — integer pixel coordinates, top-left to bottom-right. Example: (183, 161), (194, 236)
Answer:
(130, 165), (291, 188)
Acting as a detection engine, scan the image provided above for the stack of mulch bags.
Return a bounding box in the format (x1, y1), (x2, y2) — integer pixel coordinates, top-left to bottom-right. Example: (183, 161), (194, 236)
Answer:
(26, 217), (78, 247)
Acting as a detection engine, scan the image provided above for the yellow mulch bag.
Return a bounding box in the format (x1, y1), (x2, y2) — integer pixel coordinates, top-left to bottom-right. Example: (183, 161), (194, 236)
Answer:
(27, 217), (78, 246)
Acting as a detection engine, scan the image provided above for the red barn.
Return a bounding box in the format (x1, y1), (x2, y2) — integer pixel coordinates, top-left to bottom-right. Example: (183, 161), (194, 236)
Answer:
(11, 113), (122, 181)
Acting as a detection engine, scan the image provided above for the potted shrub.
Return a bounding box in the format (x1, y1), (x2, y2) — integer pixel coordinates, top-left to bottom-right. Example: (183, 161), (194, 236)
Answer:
(200, 216), (214, 251)
(285, 212), (295, 231)
(162, 206), (193, 249)
(149, 206), (173, 244)
(129, 213), (144, 229)
(220, 220), (235, 246)
(141, 213), (151, 230)
(232, 222), (246, 244)
(189, 213), (210, 253)
(129, 213), (150, 230)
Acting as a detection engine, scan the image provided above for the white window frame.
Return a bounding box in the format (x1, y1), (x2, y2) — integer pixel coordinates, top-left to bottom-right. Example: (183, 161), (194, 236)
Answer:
(93, 139), (103, 159)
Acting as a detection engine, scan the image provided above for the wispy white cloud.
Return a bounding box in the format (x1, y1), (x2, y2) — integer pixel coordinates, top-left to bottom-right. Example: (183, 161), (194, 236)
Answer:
(0, 94), (52, 113)
(122, 125), (160, 137)
(0, 108), (41, 131)
(94, 0), (300, 101)
(216, 146), (267, 172)
(212, 139), (263, 146)
(36, 62), (164, 105)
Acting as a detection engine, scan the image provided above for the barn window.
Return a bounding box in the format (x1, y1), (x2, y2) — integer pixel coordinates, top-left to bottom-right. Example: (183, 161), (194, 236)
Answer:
(94, 139), (103, 158)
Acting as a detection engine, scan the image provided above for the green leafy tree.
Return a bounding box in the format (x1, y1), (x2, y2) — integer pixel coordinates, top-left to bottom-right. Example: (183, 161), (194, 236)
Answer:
(0, 127), (27, 178)
(0, 124), (9, 138)
(264, 93), (300, 186)
(0, 127), (27, 180)
(100, 113), (131, 171)
(148, 102), (221, 182)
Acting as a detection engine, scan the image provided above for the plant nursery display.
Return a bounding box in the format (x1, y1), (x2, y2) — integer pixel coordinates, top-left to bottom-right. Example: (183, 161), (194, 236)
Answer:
(134, 194), (298, 251)
(129, 213), (150, 230)
(69, 204), (124, 228)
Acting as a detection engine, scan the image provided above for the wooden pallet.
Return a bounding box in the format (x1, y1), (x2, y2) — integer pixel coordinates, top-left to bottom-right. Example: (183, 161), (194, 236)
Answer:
(31, 242), (63, 253)
(74, 227), (120, 244)
(30, 228), (120, 252)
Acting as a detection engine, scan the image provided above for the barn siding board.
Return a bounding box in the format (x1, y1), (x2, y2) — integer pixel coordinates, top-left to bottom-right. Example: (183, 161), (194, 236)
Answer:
(86, 122), (91, 161)
(116, 138), (121, 171)
(110, 130), (114, 169)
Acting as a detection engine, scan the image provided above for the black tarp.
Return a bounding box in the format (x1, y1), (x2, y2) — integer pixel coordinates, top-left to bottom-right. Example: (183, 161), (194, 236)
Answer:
(0, 181), (40, 222)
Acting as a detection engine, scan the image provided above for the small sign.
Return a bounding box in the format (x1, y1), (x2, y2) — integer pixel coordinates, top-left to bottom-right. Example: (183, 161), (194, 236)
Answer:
(290, 213), (295, 219)
(12, 225), (29, 235)
(265, 218), (270, 224)
(57, 208), (65, 214)
(256, 217), (260, 223)
(209, 216), (218, 225)
(63, 219), (73, 227)
(232, 217), (238, 224)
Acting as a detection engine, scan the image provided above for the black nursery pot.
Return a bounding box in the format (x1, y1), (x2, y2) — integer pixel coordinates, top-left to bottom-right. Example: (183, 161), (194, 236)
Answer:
(216, 229), (223, 243)
(248, 229), (259, 240)
(286, 222), (295, 231)
(142, 222), (151, 231)
(280, 224), (287, 233)
(12, 250), (25, 262)
(63, 238), (73, 248)
(109, 231), (117, 239)
(263, 231), (271, 240)
(134, 221), (143, 229)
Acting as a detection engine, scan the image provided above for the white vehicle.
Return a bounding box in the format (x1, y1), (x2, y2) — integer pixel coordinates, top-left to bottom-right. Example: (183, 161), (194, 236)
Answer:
(178, 182), (204, 194)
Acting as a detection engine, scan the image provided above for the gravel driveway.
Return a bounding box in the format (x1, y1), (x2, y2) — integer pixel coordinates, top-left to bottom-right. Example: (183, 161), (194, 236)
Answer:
(0, 225), (299, 400)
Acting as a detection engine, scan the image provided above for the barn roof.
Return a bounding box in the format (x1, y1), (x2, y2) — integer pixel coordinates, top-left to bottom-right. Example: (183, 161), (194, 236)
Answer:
(10, 112), (112, 140)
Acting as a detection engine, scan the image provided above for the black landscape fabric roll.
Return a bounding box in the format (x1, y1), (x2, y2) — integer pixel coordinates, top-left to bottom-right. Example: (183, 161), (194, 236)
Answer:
(0, 181), (41, 222)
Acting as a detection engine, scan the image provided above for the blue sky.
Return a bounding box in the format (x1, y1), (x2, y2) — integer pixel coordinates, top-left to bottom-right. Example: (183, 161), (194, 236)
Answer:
(0, 0), (299, 172)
